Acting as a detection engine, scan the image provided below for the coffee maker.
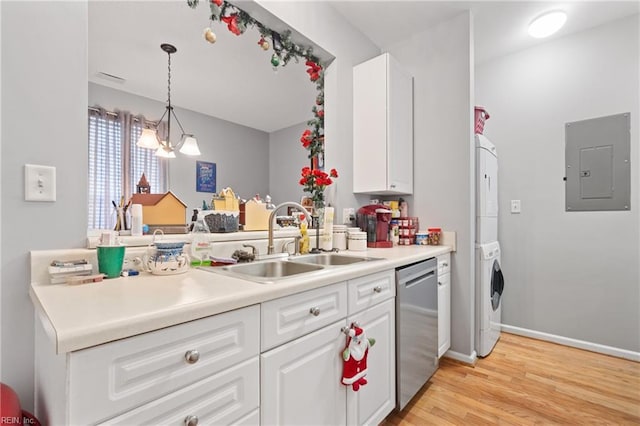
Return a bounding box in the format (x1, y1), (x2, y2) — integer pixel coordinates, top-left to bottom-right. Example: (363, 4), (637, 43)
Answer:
(356, 204), (393, 248)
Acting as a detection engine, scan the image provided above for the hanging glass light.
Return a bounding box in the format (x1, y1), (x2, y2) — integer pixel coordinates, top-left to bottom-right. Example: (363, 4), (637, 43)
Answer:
(136, 43), (201, 158)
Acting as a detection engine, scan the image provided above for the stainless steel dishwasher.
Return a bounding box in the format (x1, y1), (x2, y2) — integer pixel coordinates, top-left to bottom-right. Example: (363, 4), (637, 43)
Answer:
(396, 257), (438, 410)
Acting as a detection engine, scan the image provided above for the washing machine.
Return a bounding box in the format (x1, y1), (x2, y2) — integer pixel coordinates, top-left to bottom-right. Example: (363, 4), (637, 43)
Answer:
(476, 241), (504, 357)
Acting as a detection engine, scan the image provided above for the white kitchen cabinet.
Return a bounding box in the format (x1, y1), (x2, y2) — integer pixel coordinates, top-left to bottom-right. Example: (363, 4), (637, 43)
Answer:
(261, 320), (347, 426)
(346, 298), (396, 426)
(35, 305), (260, 425)
(353, 52), (413, 195)
(437, 254), (451, 357)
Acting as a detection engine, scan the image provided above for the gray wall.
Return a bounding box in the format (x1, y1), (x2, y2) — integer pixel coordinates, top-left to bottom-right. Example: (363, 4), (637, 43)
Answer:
(1, 1), (89, 408)
(89, 83), (270, 216)
(268, 121), (308, 205)
(256, 0), (382, 213)
(476, 15), (639, 352)
(387, 12), (476, 358)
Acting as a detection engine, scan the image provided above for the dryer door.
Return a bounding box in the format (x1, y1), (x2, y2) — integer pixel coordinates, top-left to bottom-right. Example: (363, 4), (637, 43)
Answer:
(490, 260), (504, 311)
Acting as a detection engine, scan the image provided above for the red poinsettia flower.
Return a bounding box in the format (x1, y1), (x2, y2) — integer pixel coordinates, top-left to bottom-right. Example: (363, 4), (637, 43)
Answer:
(211, 0), (223, 6)
(305, 60), (322, 82)
(300, 129), (312, 148)
(221, 14), (241, 35)
(330, 168), (338, 178)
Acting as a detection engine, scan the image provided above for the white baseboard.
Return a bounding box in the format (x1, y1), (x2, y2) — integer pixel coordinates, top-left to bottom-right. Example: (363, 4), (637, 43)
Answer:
(501, 324), (640, 362)
(443, 349), (477, 365)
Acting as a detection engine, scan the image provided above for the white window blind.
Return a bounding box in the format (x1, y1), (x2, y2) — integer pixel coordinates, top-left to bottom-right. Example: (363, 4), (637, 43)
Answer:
(88, 109), (167, 230)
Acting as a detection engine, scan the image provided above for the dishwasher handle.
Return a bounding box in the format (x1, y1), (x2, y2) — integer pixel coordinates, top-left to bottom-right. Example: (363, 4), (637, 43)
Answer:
(403, 270), (435, 289)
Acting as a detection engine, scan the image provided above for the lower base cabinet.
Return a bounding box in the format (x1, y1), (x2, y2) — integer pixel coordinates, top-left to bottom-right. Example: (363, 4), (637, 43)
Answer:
(99, 357), (260, 425)
(346, 299), (396, 426)
(261, 320), (347, 426)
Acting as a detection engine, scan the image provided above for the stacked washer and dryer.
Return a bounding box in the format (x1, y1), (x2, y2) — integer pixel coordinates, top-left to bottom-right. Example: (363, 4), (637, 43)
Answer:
(475, 134), (505, 357)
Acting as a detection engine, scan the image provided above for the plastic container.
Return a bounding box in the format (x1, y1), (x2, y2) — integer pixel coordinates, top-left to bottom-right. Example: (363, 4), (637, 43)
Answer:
(333, 224), (347, 251)
(131, 204), (143, 236)
(348, 231), (367, 251)
(474, 106), (490, 134)
(415, 232), (428, 245)
(427, 228), (442, 245)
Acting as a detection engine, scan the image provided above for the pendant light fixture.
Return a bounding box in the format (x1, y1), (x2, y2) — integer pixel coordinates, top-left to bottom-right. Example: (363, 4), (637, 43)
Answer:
(136, 43), (201, 157)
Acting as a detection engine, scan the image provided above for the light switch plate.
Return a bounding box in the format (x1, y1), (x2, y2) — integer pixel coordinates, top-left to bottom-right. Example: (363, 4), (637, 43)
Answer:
(343, 208), (355, 224)
(25, 164), (56, 202)
(510, 200), (521, 214)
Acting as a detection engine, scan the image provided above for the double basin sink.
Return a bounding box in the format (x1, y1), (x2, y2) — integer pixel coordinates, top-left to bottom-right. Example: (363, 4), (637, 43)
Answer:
(208, 253), (380, 284)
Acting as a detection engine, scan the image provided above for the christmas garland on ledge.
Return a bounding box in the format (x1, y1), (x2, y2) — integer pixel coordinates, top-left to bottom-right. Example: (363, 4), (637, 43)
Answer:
(187, 0), (325, 162)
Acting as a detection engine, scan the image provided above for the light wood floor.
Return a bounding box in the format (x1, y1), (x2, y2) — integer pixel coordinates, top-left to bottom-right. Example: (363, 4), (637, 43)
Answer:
(383, 333), (640, 425)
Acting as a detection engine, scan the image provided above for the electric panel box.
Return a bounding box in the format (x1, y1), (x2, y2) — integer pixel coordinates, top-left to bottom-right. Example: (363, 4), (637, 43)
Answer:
(565, 113), (630, 211)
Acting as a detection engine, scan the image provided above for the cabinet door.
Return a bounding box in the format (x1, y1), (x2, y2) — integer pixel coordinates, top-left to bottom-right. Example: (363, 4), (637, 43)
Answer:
(387, 54), (413, 194)
(438, 272), (451, 357)
(346, 299), (396, 426)
(261, 320), (347, 426)
(353, 54), (387, 194)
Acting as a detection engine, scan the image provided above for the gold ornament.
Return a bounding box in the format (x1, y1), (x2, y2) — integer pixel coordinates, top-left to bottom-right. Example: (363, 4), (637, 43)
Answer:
(261, 40), (270, 51)
(204, 28), (217, 44)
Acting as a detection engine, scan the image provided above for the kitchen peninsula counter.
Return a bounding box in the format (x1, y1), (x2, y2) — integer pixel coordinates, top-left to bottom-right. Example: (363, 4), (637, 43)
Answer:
(31, 245), (451, 354)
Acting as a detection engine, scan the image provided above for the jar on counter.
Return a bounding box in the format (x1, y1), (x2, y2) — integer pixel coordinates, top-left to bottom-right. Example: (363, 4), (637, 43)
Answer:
(415, 232), (428, 245)
(348, 231), (367, 251)
(333, 225), (347, 251)
(427, 228), (442, 245)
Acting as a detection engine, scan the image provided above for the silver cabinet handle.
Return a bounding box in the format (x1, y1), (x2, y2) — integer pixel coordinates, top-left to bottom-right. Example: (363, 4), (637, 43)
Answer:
(309, 307), (321, 316)
(438, 281), (443, 286)
(184, 350), (200, 364)
(442, 262), (449, 267)
(373, 286), (383, 293)
(184, 415), (199, 426)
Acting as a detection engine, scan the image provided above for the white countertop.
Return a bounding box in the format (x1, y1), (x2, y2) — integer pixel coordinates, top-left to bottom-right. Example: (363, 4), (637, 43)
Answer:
(31, 245), (451, 354)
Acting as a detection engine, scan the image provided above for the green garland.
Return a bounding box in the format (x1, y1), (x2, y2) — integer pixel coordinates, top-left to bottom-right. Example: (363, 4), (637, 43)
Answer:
(187, 0), (325, 163)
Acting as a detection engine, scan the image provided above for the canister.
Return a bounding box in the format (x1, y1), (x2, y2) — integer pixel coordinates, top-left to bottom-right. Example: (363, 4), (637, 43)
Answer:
(348, 231), (367, 251)
(333, 225), (347, 251)
(427, 228), (442, 245)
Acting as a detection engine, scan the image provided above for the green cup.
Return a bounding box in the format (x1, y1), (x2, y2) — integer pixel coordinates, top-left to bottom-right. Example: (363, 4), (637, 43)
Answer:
(97, 245), (126, 278)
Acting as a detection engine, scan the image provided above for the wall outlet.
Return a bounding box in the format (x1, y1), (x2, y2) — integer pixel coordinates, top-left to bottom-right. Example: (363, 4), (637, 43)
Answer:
(343, 208), (356, 224)
(511, 200), (521, 214)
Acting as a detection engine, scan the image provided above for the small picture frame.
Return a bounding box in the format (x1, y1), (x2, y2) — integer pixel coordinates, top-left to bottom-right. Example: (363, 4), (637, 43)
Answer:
(196, 161), (216, 193)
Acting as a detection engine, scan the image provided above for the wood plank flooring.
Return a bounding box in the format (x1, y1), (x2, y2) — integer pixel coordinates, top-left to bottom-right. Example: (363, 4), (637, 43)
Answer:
(383, 333), (640, 425)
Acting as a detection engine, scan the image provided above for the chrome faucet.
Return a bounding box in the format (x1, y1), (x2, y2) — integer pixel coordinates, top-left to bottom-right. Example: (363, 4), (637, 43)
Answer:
(268, 202), (313, 255)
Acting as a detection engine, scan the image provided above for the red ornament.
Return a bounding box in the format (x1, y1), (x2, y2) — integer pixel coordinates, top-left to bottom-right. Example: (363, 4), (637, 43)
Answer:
(316, 109), (324, 119)
(300, 129), (312, 148)
(211, 0), (223, 6)
(221, 14), (241, 35)
(305, 60), (322, 82)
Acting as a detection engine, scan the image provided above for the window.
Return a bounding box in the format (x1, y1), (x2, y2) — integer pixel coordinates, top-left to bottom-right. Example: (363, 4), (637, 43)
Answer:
(88, 108), (167, 230)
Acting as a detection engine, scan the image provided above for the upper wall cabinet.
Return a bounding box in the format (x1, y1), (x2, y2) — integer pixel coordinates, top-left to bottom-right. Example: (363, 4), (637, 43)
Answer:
(353, 53), (413, 195)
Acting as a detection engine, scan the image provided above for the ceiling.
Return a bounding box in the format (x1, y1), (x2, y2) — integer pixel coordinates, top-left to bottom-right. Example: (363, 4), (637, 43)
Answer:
(89, 1), (639, 133)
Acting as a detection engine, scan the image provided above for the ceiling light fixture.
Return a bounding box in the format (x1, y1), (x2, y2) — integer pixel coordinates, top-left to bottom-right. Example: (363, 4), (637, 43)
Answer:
(136, 43), (201, 158)
(528, 10), (567, 38)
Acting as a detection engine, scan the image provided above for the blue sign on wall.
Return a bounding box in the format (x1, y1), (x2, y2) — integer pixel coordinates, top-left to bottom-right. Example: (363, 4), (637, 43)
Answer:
(196, 161), (216, 193)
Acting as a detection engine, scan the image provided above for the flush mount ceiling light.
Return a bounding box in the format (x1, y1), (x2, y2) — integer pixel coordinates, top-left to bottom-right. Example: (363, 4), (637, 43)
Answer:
(528, 10), (567, 38)
(136, 43), (201, 158)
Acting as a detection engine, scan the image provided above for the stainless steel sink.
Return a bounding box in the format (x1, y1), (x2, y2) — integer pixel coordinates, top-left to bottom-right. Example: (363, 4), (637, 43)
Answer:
(288, 253), (380, 266)
(212, 260), (325, 283)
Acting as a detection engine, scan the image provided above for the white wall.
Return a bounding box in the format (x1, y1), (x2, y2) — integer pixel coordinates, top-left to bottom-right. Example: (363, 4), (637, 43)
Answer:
(476, 15), (640, 352)
(1, 1), (88, 409)
(269, 121), (308, 204)
(387, 12), (476, 358)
